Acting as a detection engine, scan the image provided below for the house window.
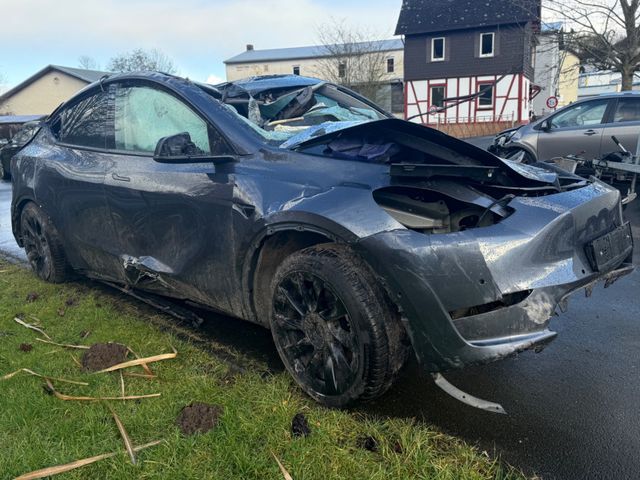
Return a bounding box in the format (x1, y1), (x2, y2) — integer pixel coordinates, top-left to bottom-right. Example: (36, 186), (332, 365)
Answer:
(431, 38), (445, 62)
(430, 85), (446, 109)
(293, 66), (300, 75)
(480, 33), (495, 57)
(477, 84), (494, 109)
(338, 62), (346, 78)
(387, 57), (395, 73)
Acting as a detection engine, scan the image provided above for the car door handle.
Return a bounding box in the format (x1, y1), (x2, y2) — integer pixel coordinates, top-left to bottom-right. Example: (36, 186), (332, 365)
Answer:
(584, 130), (598, 136)
(111, 173), (130, 182)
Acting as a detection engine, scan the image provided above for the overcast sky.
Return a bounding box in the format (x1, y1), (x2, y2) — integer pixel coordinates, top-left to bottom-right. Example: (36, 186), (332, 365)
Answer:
(0, 0), (402, 90)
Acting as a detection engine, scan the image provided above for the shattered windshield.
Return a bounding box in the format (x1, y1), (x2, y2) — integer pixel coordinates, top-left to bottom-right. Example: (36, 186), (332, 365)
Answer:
(207, 82), (387, 148)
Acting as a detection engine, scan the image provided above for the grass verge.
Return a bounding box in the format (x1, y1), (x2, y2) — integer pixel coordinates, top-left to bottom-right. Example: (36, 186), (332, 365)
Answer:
(0, 260), (524, 479)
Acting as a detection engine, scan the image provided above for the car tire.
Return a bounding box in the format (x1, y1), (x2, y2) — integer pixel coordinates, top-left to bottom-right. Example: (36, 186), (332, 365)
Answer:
(270, 243), (409, 408)
(20, 203), (70, 283)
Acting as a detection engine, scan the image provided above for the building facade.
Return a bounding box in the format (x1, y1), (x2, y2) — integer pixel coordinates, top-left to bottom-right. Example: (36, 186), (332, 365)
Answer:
(0, 65), (108, 116)
(224, 41), (405, 115)
(577, 69), (640, 99)
(396, 0), (541, 133)
(531, 22), (580, 116)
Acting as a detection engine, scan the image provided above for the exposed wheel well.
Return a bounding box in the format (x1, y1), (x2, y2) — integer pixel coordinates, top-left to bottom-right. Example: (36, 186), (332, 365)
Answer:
(250, 230), (335, 326)
(12, 198), (36, 246)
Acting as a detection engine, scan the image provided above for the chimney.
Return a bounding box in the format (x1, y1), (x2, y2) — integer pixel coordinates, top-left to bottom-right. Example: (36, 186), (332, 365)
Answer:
(246, 44), (254, 51)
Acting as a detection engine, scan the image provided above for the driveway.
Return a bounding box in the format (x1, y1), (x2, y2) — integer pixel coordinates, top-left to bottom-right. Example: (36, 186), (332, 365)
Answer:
(2, 178), (639, 479)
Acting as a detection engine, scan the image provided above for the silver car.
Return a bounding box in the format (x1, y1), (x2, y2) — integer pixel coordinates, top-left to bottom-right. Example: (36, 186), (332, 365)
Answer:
(491, 92), (640, 162)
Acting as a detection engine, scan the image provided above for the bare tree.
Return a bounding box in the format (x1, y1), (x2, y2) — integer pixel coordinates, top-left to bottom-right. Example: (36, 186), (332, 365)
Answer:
(78, 55), (100, 70)
(315, 21), (393, 104)
(524, 0), (640, 91)
(107, 48), (178, 74)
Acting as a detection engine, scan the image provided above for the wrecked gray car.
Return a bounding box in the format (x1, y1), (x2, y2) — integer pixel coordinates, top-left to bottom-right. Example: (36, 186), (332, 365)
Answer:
(11, 73), (634, 408)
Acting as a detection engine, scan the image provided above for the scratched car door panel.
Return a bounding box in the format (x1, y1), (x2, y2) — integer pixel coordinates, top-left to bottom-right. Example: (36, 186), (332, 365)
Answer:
(102, 82), (242, 314)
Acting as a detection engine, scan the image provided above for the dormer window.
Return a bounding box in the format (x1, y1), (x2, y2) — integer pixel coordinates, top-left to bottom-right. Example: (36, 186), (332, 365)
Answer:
(480, 33), (495, 57)
(431, 37), (445, 62)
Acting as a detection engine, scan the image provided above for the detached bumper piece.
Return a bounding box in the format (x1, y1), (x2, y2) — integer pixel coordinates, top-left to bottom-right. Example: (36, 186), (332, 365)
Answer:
(432, 373), (507, 415)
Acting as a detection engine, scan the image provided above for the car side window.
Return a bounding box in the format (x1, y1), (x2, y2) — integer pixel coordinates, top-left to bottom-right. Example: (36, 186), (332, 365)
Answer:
(57, 91), (110, 148)
(549, 100), (609, 129)
(114, 85), (212, 154)
(612, 98), (640, 123)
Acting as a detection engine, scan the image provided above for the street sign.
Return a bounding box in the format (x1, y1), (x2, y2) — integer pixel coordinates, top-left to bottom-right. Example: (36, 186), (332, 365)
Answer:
(546, 96), (559, 109)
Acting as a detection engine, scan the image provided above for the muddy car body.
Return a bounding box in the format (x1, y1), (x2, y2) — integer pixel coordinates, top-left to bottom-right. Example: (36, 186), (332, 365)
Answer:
(11, 73), (633, 407)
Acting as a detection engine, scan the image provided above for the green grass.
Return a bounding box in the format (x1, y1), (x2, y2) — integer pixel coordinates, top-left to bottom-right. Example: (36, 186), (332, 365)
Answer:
(0, 261), (524, 479)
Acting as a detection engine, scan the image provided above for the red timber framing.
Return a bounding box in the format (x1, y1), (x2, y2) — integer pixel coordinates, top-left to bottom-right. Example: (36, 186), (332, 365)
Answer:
(405, 73), (526, 125)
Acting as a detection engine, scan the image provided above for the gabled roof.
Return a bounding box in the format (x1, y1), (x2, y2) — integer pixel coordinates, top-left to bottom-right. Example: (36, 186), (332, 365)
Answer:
(395, 0), (541, 36)
(225, 39), (403, 65)
(0, 65), (109, 103)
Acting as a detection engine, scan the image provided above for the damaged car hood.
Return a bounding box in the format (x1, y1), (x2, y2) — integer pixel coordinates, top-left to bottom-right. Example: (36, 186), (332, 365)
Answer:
(286, 118), (564, 186)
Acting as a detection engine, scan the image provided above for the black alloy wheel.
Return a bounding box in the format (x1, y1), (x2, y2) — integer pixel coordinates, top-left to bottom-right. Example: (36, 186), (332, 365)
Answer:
(20, 203), (69, 283)
(270, 244), (408, 408)
(273, 270), (360, 397)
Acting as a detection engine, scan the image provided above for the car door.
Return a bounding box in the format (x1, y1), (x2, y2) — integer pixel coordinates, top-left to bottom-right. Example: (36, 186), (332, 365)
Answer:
(102, 81), (241, 312)
(601, 96), (640, 155)
(34, 89), (122, 279)
(536, 98), (612, 161)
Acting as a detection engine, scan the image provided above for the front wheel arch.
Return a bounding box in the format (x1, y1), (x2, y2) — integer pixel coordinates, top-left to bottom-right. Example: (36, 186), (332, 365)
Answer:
(12, 196), (38, 247)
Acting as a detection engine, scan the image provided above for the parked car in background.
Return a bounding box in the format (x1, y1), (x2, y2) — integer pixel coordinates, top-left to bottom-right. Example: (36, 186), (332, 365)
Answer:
(0, 121), (41, 179)
(490, 92), (640, 163)
(10, 72), (633, 407)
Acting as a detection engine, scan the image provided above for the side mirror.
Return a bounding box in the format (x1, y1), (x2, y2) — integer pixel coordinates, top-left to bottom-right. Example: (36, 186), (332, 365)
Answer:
(153, 132), (237, 164)
(540, 119), (551, 132)
(154, 132), (202, 161)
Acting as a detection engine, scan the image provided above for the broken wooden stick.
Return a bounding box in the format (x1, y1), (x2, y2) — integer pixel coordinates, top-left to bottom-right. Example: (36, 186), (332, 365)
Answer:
(44, 379), (160, 401)
(1, 368), (88, 386)
(34, 338), (90, 350)
(126, 346), (155, 376)
(119, 371), (125, 398)
(272, 452), (294, 480)
(107, 404), (136, 465)
(94, 351), (177, 374)
(122, 372), (156, 379)
(13, 317), (51, 340)
(14, 439), (163, 479)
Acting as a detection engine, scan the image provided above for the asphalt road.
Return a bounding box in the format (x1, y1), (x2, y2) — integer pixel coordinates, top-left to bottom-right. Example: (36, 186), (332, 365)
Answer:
(1, 169), (639, 479)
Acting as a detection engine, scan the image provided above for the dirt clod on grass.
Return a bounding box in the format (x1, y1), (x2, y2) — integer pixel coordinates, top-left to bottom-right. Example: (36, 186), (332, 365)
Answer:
(357, 436), (379, 453)
(393, 439), (403, 454)
(19, 343), (33, 352)
(65, 297), (78, 306)
(176, 402), (223, 435)
(291, 412), (311, 437)
(26, 292), (39, 302)
(81, 343), (128, 372)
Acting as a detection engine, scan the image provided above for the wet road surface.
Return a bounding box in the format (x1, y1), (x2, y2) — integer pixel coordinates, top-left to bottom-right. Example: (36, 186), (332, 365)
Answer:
(2, 178), (639, 479)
